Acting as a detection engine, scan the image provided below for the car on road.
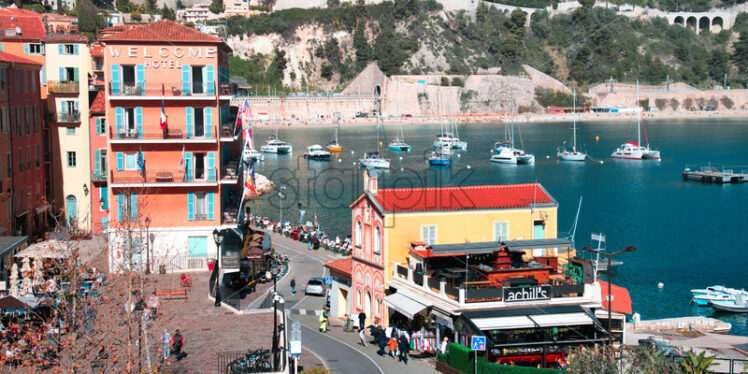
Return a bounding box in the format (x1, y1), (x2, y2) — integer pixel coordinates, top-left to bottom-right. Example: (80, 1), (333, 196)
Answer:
(305, 278), (326, 296)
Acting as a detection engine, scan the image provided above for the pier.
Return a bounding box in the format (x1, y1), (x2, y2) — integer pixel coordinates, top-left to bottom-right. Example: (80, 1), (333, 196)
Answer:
(682, 165), (748, 183)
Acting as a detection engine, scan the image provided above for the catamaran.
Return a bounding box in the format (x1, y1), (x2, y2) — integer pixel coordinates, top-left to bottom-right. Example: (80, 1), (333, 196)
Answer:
(557, 89), (588, 161)
(261, 131), (293, 154)
(359, 102), (390, 169)
(611, 81), (660, 160)
(491, 89), (534, 164)
(304, 144), (331, 161)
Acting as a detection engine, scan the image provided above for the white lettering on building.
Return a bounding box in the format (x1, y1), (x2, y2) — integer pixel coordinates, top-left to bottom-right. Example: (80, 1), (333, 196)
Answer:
(128, 47), (137, 57)
(111, 47), (219, 69)
(189, 47), (201, 58)
(109, 47), (121, 57)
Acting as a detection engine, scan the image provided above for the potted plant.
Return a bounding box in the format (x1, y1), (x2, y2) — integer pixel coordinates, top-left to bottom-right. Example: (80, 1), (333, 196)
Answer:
(207, 257), (216, 271)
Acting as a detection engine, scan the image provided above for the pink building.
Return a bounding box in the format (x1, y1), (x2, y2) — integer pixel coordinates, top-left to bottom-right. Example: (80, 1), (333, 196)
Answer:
(89, 90), (108, 233)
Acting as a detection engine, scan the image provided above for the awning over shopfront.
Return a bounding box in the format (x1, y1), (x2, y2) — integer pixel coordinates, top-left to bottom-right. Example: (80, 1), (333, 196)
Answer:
(14, 241), (69, 259)
(500, 239), (573, 252)
(464, 305), (596, 330)
(0, 235), (28, 259)
(384, 292), (428, 319)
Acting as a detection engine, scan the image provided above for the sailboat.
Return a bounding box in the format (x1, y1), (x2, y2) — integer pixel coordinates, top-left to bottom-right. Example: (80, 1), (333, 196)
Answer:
(611, 81), (661, 160)
(389, 86), (411, 151)
(557, 89), (588, 161)
(491, 88), (534, 164)
(327, 121), (343, 152)
(359, 101), (390, 169)
(433, 89), (467, 150)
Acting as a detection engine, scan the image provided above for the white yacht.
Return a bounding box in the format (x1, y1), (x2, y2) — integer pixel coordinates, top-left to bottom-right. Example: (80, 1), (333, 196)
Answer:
(557, 89), (588, 161)
(611, 81), (660, 160)
(304, 145), (331, 161)
(261, 130), (293, 154)
(242, 146), (264, 162)
(490, 93), (534, 165)
(359, 101), (390, 169)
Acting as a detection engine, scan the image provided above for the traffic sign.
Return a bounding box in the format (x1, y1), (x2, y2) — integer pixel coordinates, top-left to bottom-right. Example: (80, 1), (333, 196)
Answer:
(325, 276), (333, 285)
(471, 336), (486, 351)
(289, 321), (302, 355)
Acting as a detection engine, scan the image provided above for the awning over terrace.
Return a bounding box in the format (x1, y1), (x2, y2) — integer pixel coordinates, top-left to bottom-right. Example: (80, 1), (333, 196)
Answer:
(383, 292), (428, 319)
(463, 305), (596, 330)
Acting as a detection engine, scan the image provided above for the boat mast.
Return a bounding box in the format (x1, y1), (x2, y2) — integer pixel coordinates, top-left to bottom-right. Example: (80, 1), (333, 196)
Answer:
(636, 80), (641, 146)
(510, 89), (515, 147)
(376, 96), (381, 154)
(572, 89), (577, 153)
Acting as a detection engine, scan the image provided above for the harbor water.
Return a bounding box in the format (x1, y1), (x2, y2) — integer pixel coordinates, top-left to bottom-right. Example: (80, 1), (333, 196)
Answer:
(249, 118), (748, 335)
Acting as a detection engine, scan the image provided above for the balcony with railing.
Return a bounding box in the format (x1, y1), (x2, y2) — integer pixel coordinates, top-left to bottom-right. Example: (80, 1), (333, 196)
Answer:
(109, 125), (217, 143)
(219, 83), (236, 98)
(221, 158), (240, 184)
(91, 170), (107, 183)
(46, 110), (81, 124)
(47, 80), (80, 94)
(108, 82), (219, 99)
(390, 240), (594, 307)
(110, 168), (218, 186)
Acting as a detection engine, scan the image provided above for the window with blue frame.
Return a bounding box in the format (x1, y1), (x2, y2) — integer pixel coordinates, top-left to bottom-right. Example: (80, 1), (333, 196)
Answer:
(67, 151), (76, 167)
(125, 152), (137, 170)
(66, 126), (75, 135)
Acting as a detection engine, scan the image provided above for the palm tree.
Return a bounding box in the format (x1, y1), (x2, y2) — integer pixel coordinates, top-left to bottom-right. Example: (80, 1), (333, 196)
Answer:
(626, 346), (682, 374)
(681, 351), (716, 374)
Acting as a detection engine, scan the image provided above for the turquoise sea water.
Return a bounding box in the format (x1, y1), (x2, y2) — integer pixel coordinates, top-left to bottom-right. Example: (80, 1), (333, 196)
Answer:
(249, 119), (748, 335)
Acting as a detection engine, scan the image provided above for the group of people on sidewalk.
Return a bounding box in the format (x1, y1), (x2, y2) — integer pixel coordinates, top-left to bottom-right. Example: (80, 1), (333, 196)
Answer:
(355, 312), (413, 365)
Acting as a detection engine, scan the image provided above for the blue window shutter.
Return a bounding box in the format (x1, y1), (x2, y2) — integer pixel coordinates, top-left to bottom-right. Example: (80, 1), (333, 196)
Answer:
(94, 150), (101, 174)
(206, 65), (215, 95)
(185, 152), (192, 181)
(58, 44), (63, 55)
(185, 107), (193, 138)
(117, 194), (124, 221)
(95, 118), (102, 135)
(40, 44), (44, 54)
(208, 192), (214, 220)
(101, 186), (108, 209)
(187, 192), (194, 220)
(111, 64), (120, 94)
(24, 44), (29, 54)
(136, 107), (143, 138)
(181, 65), (190, 95)
(59, 67), (65, 81)
(135, 64), (144, 93)
(130, 193), (138, 220)
(73, 67), (79, 82)
(41, 66), (46, 85)
(74, 44), (79, 55)
(101, 217), (109, 230)
(205, 107), (212, 138)
(116, 152), (123, 170)
(115, 107), (123, 137)
(207, 152), (215, 181)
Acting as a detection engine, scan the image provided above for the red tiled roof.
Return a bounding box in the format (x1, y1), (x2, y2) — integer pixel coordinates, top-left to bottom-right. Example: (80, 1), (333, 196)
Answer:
(0, 12), (46, 40)
(90, 90), (106, 113)
(90, 44), (104, 57)
(44, 34), (87, 42)
(324, 257), (352, 277)
(0, 8), (40, 17)
(372, 183), (555, 213)
(0, 51), (41, 66)
(598, 280), (633, 315)
(101, 19), (224, 44)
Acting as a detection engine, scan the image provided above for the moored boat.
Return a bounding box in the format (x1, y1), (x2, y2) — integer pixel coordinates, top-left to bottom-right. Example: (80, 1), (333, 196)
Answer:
(304, 145), (331, 161)
(611, 81), (660, 160)
(428, 152), (451, 166)
(710, 293), (748, 313)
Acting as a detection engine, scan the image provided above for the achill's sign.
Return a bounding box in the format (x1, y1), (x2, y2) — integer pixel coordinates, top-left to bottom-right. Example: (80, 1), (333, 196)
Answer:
(503, 286), (551, 302)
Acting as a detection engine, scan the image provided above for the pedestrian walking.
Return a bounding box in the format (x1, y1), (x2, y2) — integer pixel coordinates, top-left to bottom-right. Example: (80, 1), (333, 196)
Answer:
(398, 333), (409, 364)
(377, 327), (387, 356)
(319, 309), (328, 332)
(387, 336), (398, 358)
(162, 329), (171, 360)
(172, 329), (187, 361)
(290, 277), (296, 294)
(358, 311), (366, 332)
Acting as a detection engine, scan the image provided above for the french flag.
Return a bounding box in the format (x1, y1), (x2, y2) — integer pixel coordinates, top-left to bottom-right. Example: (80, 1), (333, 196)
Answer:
(160, 101), (167, 130)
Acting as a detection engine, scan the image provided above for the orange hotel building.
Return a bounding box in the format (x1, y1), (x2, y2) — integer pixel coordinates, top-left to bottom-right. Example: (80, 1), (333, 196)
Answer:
(101, 20), (238, 272)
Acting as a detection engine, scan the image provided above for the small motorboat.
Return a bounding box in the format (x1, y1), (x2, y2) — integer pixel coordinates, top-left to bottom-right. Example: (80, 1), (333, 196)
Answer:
(326, 140), (342, 152)
(691, 286), (748, 306)
(242, 147), (264, 162)
(388, 138), (412, 152)
(710, 293), (748, 313)
(428, 152), (450, 166)
(304, 145), (331, 161)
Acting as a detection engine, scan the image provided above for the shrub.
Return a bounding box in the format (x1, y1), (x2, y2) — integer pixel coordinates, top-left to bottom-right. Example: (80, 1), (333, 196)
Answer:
(441, 77), (450, 86)
(720, 96), (734, 109)
(451, 77), (464, 87)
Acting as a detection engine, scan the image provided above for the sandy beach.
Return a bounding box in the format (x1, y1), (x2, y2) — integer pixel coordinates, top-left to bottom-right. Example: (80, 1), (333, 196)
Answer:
(247, 109), (748, 129)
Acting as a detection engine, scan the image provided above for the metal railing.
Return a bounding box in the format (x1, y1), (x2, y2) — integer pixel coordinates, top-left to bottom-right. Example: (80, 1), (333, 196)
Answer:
(110, 168), (218, 184)
(91, 171), (107, 183)
(109, 82), (218, 97)
(47, 80), (80, 94)
(46, 111), (81, 123)
(163, 254), (207, 273)
(109, 125), (216, 140)
(219, 83), (235, 96)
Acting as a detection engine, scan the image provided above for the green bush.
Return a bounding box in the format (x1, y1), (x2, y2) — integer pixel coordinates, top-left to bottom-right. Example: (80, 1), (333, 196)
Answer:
(444, 343), (564, 374)
(447, 343), (474, 374)
(437, 352), (448, 362)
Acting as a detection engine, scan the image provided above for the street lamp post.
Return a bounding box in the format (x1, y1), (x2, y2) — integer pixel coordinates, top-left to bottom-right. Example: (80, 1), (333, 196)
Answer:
(271, 264), (281, 371)
(297, 203), (303, 226)
(278, 186), (286, 225)
(213, 228), (224, 307)
(582, 245), (636, 345)
(145, 217), (151, 274)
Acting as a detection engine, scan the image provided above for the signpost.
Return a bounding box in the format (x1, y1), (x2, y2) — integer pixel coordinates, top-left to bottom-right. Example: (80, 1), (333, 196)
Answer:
(289, 321), (302, 374)
(471, 336), (486, 374)
(325, 276), (333, 286)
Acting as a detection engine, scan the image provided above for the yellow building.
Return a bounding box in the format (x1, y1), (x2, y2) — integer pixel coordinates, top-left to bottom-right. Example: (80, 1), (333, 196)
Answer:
(349, 170), (559, 324)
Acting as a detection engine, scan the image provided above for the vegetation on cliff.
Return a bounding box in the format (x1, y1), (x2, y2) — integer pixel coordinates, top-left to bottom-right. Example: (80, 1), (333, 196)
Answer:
(226, 0), (748, 89)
